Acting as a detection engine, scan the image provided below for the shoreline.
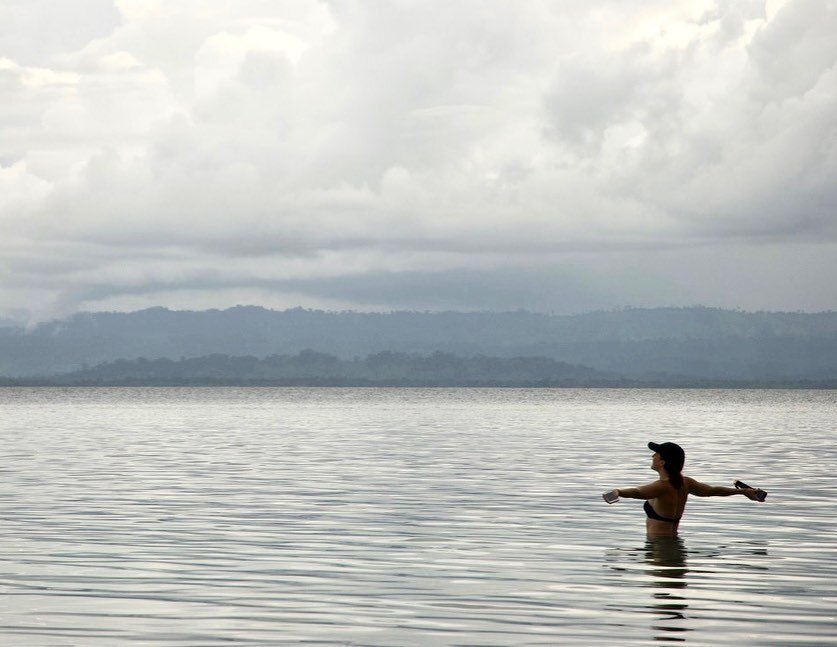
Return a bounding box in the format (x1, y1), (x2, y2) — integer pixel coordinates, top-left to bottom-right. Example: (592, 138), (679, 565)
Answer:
(2, 378), (835, 389)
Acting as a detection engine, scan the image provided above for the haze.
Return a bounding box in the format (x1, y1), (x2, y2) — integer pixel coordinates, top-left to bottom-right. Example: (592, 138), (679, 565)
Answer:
(1, 0), (835, 323)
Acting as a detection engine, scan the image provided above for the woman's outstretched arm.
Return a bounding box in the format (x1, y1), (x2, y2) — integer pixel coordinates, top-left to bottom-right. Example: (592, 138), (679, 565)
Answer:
(686, 477), (762, 500)
(613, 481), (668, 500)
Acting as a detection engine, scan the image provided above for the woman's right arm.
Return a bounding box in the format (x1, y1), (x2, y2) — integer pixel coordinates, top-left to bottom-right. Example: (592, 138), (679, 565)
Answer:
(615, 481), (667, 500)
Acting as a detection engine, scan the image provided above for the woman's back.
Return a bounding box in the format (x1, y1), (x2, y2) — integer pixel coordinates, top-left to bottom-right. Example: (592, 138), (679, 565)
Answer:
(645, 479), (688, 536)
(652, 479), (688, 518)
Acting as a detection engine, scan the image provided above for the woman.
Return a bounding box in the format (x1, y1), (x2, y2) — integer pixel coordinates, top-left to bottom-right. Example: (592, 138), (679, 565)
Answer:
(607, 442), (764, 536)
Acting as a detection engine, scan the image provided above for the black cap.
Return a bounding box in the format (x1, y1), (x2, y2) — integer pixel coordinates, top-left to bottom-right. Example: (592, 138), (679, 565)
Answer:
(648, 441), (685, 472)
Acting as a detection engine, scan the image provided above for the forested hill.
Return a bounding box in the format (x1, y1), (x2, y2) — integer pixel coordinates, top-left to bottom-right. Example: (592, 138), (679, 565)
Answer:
(8, 351), (611, 387)
(1, 306), (836, 381)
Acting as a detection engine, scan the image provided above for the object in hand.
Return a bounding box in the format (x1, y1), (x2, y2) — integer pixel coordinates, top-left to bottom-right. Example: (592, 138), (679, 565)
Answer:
(734, 480), (767, 502)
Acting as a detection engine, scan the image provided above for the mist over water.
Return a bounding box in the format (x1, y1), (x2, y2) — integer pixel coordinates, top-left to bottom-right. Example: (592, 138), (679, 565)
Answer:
(1, 387), (835, 645)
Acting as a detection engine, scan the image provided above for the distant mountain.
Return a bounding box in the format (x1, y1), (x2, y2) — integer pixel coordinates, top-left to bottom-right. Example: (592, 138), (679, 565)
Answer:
(1, 306), (836, 381)
(6, 350), (611, 387)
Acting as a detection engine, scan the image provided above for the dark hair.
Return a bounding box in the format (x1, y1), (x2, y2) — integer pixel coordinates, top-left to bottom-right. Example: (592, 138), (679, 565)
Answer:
(667, 466), (684, 489)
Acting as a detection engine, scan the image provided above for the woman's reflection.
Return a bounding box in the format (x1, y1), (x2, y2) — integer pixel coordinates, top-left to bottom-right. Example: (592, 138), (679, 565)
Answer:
(645, 535), (690, 641)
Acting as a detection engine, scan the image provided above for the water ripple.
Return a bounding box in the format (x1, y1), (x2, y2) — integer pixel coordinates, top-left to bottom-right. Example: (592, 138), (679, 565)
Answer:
(0, 387), (835, 645)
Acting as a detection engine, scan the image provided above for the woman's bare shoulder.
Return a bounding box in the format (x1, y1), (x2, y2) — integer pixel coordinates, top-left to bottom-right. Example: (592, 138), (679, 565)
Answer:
(636, 479), (670, 498)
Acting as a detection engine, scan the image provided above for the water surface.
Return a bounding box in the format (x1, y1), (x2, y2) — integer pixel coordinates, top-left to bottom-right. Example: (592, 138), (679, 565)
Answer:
(1, 388), (835, 645)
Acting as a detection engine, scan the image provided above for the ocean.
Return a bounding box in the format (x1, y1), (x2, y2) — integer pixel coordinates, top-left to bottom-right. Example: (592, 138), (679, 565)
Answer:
(1, 387), (835, 645)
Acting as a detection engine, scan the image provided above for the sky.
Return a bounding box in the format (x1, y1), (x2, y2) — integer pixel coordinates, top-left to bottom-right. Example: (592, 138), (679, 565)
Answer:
(1, 0), (835, 322)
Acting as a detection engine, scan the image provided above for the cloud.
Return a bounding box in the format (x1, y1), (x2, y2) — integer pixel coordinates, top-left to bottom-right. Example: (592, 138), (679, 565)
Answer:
(0, 0), (835, 319)
(0, 0), (120, 65)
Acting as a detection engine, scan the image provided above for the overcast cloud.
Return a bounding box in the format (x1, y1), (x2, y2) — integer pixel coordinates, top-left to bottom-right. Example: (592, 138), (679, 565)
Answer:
(1, 0), (835, 321)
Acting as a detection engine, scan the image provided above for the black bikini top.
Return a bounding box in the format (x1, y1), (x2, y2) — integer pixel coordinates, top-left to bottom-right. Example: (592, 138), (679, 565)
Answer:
(644, 499), (681, 523)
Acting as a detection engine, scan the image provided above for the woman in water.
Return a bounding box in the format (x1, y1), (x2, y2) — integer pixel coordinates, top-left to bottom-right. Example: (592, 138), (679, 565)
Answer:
(607, 442), (764, 536)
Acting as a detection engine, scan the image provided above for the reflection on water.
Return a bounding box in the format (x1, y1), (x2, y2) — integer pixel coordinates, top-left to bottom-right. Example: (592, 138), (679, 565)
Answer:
(605, 538), (776, 645)
(645, 536), (690, 641)
(0, 387), (834, 645)
(604, 538), (692, 642)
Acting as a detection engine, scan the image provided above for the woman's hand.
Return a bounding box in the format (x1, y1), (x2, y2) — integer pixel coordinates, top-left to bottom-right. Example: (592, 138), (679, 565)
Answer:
(602, 489), (620, 503)
(742, 488), (764, 501)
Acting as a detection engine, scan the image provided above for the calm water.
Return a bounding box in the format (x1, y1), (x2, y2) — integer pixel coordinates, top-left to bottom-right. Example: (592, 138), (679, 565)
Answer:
(1, 387), (835, 645)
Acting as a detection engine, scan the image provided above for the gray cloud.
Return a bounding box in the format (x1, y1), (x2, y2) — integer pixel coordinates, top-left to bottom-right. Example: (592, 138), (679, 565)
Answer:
(0, 0), (835, 320)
